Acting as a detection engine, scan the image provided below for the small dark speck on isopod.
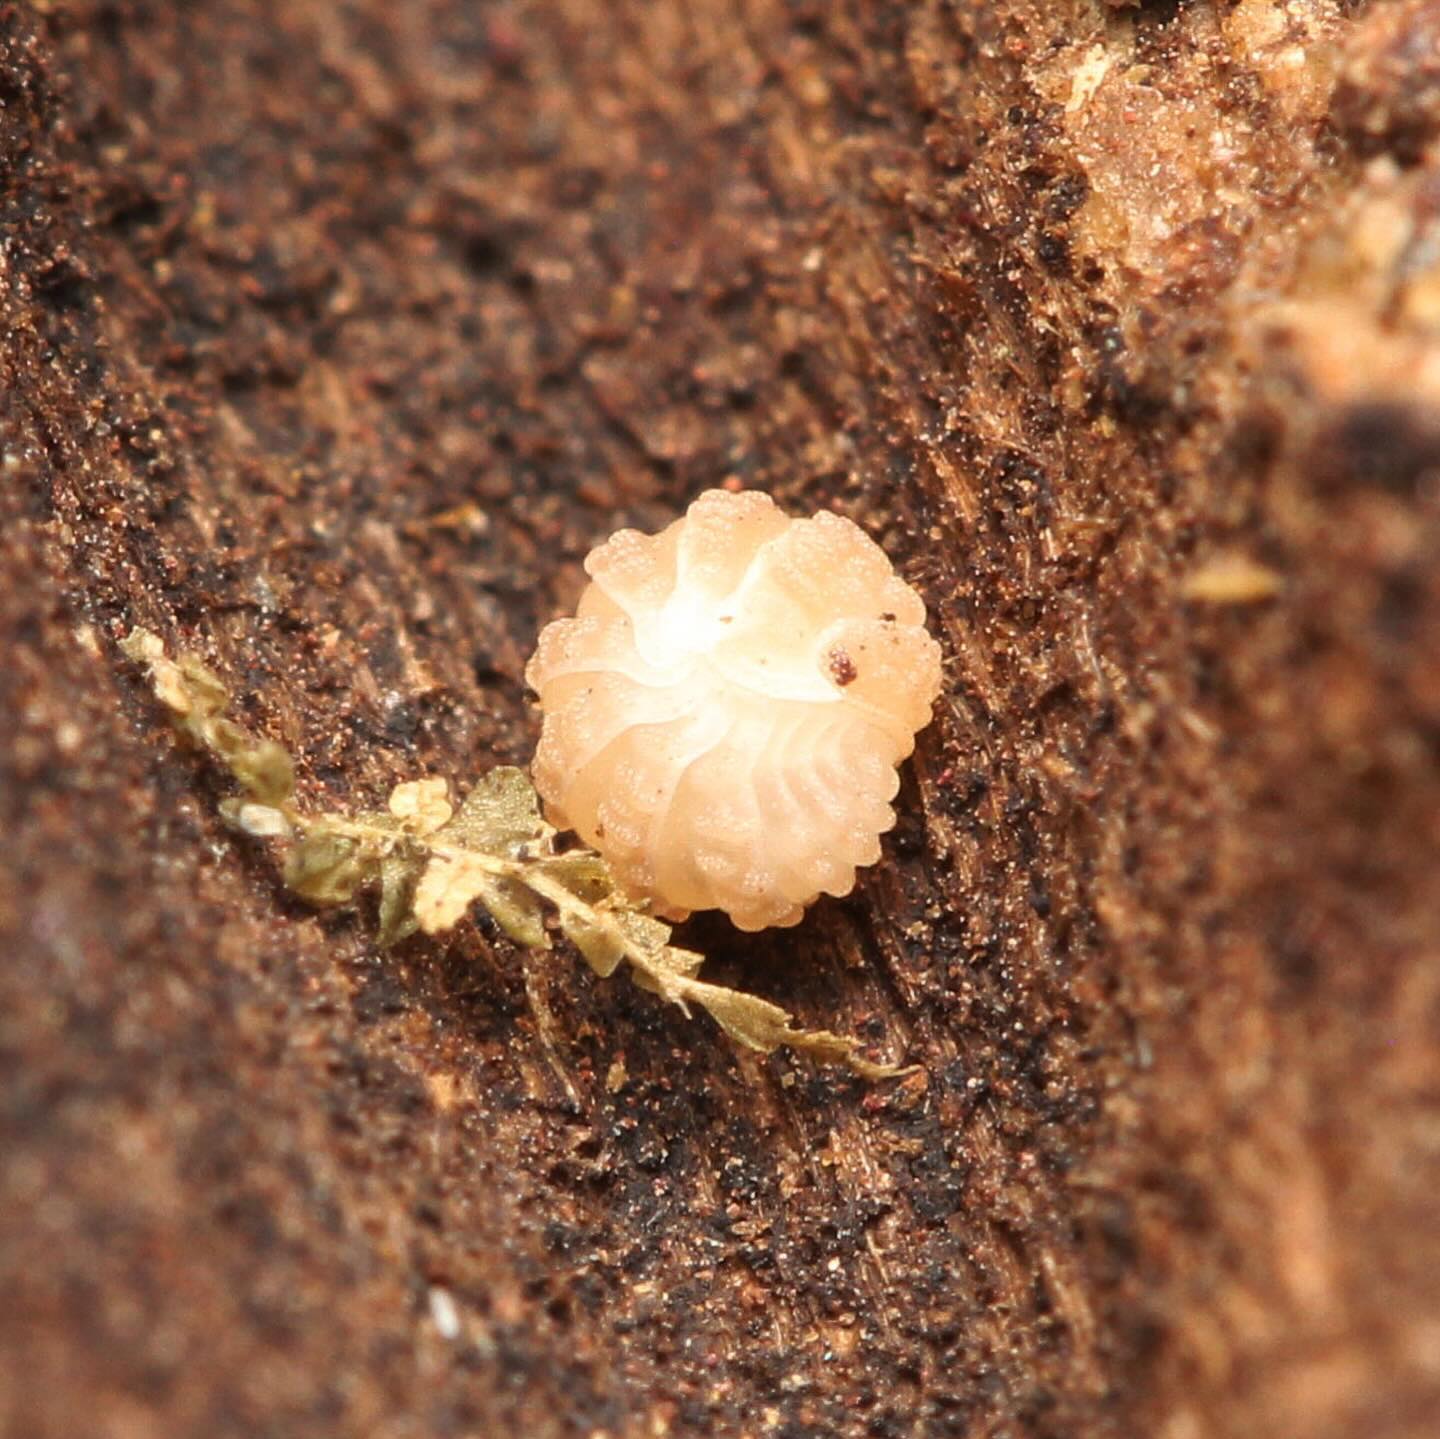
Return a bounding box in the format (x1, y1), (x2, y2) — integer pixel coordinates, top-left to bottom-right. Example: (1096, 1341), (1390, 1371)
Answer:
(828, 646), (859, 686)
(880, 612), (896, 622)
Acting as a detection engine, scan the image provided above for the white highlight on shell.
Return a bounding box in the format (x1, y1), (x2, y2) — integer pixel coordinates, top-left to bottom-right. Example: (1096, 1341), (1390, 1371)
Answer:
(525, 489), (943, 931)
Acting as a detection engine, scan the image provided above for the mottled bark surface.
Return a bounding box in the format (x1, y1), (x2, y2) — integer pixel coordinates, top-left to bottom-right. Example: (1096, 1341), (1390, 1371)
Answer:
(2, 2), (1437, 1436)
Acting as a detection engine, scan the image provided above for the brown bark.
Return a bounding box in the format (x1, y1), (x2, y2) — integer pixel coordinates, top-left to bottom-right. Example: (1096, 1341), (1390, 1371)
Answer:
(2, 2), (1438, 1436)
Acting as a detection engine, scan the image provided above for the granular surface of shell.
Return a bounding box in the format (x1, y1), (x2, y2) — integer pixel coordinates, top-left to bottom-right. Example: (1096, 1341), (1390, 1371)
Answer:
(525, 489), (943, 931)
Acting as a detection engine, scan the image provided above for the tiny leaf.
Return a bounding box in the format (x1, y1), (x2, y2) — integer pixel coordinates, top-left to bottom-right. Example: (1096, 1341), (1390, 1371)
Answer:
(688, 981), (798, 1054)
(684, 979), (906, 1078)
(560, 912), (626, 978)
(153, 661), (202, 717)
(175, 655), (230, 717)
(377, 852), (424, 948)
(119, 628), (166, 667)
(230, 738), (296, 806)
(387, 778), (453, 835)
(414, 852), (549, 946)
(414, 853), (495, 935)
(535, 851), (615, 903)
(559, 902), (703, 984)
(476, 876), (548, 949)
(443, 767), (547, 857)
(284, 827), (373, 906)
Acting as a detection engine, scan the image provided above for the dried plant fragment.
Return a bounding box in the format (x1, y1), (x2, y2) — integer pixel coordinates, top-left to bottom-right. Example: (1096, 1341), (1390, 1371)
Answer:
(120, 629), (295, 807)
(122, 628), (905, 1079)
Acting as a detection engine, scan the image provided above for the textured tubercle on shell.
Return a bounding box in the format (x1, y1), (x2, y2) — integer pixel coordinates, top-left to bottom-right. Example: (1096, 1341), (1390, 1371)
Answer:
(525, 489), (943, 931)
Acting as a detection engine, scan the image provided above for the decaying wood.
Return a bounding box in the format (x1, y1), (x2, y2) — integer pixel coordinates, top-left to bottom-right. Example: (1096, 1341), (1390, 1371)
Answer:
(2, 3), (1437, 1436)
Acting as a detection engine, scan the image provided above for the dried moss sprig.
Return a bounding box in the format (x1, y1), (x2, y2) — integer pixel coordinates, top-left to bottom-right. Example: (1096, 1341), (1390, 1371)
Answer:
(121, 629), (904, 1079)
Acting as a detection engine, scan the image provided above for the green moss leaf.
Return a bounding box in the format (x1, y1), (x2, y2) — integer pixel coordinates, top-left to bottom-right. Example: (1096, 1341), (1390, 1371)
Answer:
(684, 979), (907, 1078)
(442, 767), (547, 857)
(230, 738), (296, 806)
(377, 852), (423, 948)
(283, 826), (374, 906)
(559, 903), (703, 983)
(559, 911), (625, 978)
(474, 874), (548, 949)
(413, 852), (548, 947)
(535, 852), (615, 903)
(175, 655), (230, 717)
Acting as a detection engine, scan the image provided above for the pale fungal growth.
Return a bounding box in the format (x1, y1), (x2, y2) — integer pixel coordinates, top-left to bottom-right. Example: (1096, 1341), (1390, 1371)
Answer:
(526, 489), (943, 931)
